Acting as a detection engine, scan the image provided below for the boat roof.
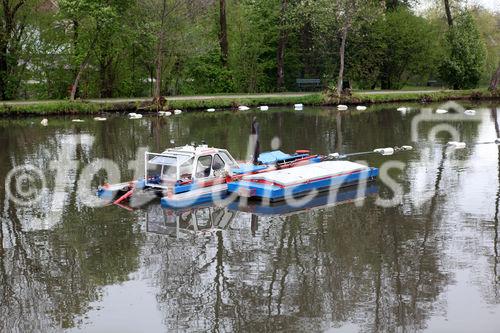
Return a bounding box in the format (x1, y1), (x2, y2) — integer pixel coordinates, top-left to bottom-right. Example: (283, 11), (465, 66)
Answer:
(160, 144), (221, 157)
(242, 161), (369, 187)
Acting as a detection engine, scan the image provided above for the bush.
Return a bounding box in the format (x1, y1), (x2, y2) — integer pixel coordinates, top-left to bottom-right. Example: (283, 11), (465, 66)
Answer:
(439, 12), (486, 89)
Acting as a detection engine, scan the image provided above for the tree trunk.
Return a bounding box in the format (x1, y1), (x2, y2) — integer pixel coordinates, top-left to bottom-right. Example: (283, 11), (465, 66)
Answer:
(0, 215), (3, 255)
(444, 0), (453, 27)
(336, 27), (348, 97)
(490, 64), (500, 91)
(276, 0), (288, 91)
(154, 35), (163, 101)
(276, 37), (286, 90)
(70, 51), (92, 101)
(99, 56), (114, 98)
(385, 0), (399, 11)
(154, 0), (169, 104)
(218, 0), (229, 67)
(0, 0), (26, 100)
(0, 42), (8, 100)
(300, 21), (312, 78)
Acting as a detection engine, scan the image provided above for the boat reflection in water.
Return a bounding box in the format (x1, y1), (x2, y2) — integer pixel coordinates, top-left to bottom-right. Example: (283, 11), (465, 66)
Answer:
(145, 184), (379, 238)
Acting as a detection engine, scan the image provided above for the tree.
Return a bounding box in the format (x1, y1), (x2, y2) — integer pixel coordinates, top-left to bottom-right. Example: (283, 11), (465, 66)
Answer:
(470, 6), (499, 90)
(218, 0), (228, 67)
(141, 0), (194, 103)
(59, 0), (127, 100)
(276, 0), (288, 90)
(443, 0), (453, 27)
(327, 0), (381, 96)
(491, 64), (500, 91)
(378, 8), (439, 90)
(0, 0), (33, 100)
(439, 12), (486, 89)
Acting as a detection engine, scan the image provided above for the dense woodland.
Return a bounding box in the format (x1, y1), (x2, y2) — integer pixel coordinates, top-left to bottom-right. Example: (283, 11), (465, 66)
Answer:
(0, 0), (499, 100)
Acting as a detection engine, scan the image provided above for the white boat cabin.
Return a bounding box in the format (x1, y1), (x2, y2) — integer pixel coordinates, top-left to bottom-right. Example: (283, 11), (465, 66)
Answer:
(145, 144), (239, 189)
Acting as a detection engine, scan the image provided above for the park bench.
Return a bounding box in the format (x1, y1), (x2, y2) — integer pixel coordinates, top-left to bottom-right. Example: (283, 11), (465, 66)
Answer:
(296, 78), (321, 91)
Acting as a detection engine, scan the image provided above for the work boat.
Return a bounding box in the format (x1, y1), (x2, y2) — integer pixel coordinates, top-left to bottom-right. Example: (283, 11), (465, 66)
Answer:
(97, 144), (320, 208)
(98, 143), (411, 209)
(227, 160), (379, 202)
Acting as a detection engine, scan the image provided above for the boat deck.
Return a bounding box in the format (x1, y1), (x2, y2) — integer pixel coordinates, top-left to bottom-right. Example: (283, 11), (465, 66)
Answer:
(242, 161), (369, 186)
(227, 161), (378, 201)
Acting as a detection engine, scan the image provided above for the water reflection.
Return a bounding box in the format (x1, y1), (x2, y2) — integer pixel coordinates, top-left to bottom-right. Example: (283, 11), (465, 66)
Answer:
(0, 103), (499, 331)
(144, 185), (379, 239)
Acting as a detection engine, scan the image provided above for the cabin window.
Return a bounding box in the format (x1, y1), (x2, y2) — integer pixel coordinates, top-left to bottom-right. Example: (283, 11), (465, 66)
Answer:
(179, 157), (194, 179)
(218, 150), (238, 167)
(162, 165), (177, 180)
(195, 155), (213, 178)
(212, 154), (225, 171)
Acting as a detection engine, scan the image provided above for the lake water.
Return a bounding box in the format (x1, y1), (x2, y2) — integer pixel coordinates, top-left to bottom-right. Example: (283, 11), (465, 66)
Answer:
(0, 101), (499, 332)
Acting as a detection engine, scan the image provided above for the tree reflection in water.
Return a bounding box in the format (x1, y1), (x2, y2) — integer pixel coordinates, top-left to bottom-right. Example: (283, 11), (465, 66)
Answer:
(0, 125), (142, 332)
(141, 184), (448, 332)
(0, 105), (499, 332)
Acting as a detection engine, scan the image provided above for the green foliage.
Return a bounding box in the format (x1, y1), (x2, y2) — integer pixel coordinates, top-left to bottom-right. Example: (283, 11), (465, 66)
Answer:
(439, 12), (486, 89)
(228, 0), (280, 92)
(181, 51), (235, 94)
(1, 0), (497, 100)
(377, 8), (440, 89)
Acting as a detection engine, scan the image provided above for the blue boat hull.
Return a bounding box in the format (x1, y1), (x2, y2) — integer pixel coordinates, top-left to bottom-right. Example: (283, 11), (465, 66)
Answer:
(227, 183), (379, 215)
(227, 167), (379, 202)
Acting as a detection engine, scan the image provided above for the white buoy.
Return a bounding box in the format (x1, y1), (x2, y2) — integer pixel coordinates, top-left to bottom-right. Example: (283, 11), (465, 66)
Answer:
(72, 119), (84, 123)
(356, 106), (367, 111)
(397, 107), (408, 112)
(165, 111), (172, 116)
(174, 109), (182, 115)
(93, 117), (107, 121)
(294, 103), (303, 110)
(40, 118), (48, 126)
(464, 109), (476, 116)
(158, 111), (166, 115)
(207, 108), (215, 113)
(259, 105), (269, 111)
(447, 141), (466, 149)
(128, 113), (143, 119)
(337, 104), (348, 110)
(436, 109), (448, 114)
(238, 105), (250, 111)
(374, 147), (395, 156)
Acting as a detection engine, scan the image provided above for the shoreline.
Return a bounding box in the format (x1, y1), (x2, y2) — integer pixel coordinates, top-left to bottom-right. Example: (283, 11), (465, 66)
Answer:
(0, 89), (498, 116)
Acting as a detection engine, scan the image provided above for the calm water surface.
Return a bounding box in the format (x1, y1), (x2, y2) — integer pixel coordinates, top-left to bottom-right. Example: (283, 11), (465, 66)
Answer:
(0, 102), (499, 332)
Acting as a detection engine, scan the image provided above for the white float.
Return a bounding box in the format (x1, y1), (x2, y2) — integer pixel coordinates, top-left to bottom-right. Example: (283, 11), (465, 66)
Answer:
(72, 119), (84, 123)
(129, 113), (143, 119)
(40, 118), (48, 126)
(337, 105), (348, 110)
(356, 106), (367, 111)
(294, 104), (303, 110)
(436, 109), (448, 114)
(174, 109), (182, 115)
(464, 109), (476, 116)
(447, 141), (466, 149)
(238, 106), (250, 111)
(207, 108), (215, 112)
(259, 105), (269, 111)
(93, 117), (107, 121)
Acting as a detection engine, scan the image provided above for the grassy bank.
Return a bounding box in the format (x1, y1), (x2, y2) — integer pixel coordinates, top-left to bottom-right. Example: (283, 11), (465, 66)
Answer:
(346, 88), (498, 104)
(163, 94), (324, 111)
(0, 89), (498, 116)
